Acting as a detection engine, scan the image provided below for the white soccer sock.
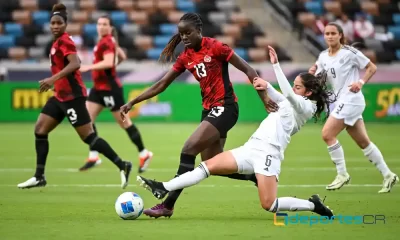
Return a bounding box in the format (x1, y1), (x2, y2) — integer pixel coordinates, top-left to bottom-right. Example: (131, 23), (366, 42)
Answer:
(89, 151), (99, 160)
(163, 162), (210, 191)
(362, 142), (391, 177)
(328, 141), (347, 175)
(139, 149), (148, 158)
(269, 197), (315, 212)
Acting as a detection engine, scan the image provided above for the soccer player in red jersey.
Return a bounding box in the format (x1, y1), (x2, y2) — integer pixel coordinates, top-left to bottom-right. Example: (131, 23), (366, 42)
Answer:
(17, 3), (132, 189)
(120, 13), (274, 218)
(78, 16), (153, 173)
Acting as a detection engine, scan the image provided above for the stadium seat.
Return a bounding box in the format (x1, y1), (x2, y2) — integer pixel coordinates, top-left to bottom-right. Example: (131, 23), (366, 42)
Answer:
(248, 48), (268, 62)
(8, 47), (27, 61)
(35, 34), (52, 46)
(20, 0), (38, 11)
(134, 35), (153, 50)
(167, 11), (185, 23)
(0, 35), (15, 49)
(91, 11), (108, 22)
(208, 12), (228, 25)
(176, 0), (195, 12)
(66, 23), (83, 36)
(116, 0), (135, 11)
(28, 47), (45, 59)
(110, 11), (128, 27)
(79, 0), (96, 12)
(121, 24), (140, 37)
(154, 35), (173, 48)
(388, 26), (400, 40)
(396, 49), (400, 60)
(72, 11), (89, 23)
(137, 0), (156, 13)
(4, 23), (23, 37)
(215, 35), (235, 47)
(234, 48), (248, 61)
(32, 11), (50, 26)
(304, 2), (323, 15)
(12, 10), (31, 25)
(323, 1), (342, 16)
(159, 24), (176, 35)
(157, 0), (175, 13)
(360, 1), (379, 16)
(393, 14), (400, 25)
(221, 24), (241, 39)
(146, 48), (164, 60)
(230, 12), (250, 27)
(129, 11), (149, 25)
(83, 23), (98, 38)
(216, 1), (236, 12)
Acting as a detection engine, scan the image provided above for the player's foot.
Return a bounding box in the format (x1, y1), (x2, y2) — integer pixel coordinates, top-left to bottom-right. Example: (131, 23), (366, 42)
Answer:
(137, 176), (169, 199)
(326, 173), (351, 190)
(378, 172), (399, 193)
(143, 203), (173, 219)
(120, 161), (132, 189)
(79, 157), (102, 171)
(17, 176), (47, 189)
(138, 150), (153, 173)
(308, 194), (333, 219)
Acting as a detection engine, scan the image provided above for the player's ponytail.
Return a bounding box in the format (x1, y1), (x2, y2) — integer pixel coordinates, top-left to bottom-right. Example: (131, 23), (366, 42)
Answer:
(299, 71), (335, 122)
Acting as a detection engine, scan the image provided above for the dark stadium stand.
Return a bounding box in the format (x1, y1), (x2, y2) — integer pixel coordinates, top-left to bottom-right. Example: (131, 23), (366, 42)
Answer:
(267, 0), (400, 63)
(0, 0), (292, 62)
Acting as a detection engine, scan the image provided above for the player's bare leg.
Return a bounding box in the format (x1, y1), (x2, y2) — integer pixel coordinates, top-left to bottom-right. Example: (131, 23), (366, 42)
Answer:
(346, 119), (398, 193)
(76, 123), (132, 189)
(112, 111), (153, 173)
(79, 101), (103, 171)
(322, 116), (350, 190)
(18, 114), (59, 189)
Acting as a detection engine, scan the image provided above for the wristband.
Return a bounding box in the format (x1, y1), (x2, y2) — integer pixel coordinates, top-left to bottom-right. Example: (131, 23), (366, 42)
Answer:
(359, 79), (365, 85)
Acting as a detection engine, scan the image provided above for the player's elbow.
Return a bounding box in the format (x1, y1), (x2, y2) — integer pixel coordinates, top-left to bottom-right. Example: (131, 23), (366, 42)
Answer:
(71, 61), (80, 71)
(368, 62), (377, 74)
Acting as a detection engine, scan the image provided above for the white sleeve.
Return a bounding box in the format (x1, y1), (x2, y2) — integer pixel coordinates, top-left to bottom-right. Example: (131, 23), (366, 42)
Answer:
(266, 82), (285, 103)
(315, 55), (324, 75)
(272, 63), (309, 113)
(350, 48), (370, 69)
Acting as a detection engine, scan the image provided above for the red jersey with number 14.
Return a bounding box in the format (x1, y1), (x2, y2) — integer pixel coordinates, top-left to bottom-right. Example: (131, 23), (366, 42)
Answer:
(50, 32), (86, 102)
(172, 37), (238, 110)
(91, 34), (122, 91)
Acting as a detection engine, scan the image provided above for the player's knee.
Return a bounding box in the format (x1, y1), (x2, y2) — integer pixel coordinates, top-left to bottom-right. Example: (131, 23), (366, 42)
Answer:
(118, 117), (131, 129)
(322, 128), (334, 144)
(34, 121), (49, 135)
(261, 198), (277, 212)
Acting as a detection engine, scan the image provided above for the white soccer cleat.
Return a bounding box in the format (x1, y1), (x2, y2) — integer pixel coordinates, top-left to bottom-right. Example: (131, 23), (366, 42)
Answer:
(17, 177), (47, 189)
(326, 173), (351, 190)
(378, 173), (399, 193)
(138, 150), (154, 173)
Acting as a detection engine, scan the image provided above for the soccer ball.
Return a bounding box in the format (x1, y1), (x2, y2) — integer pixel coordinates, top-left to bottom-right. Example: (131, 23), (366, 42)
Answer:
(115, 192), (144, 220)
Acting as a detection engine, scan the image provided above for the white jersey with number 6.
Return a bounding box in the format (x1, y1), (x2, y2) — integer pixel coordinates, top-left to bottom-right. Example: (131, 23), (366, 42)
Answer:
(315, 45), (370, 105)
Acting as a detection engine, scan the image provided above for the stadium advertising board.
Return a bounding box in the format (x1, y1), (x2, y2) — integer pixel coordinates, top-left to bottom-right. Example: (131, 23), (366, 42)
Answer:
(274, 213), (386, 226)
(1, 82), (399, 122)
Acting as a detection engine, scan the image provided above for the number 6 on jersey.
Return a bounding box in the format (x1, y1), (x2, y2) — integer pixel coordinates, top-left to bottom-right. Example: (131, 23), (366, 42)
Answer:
(194, 63), (207, 78)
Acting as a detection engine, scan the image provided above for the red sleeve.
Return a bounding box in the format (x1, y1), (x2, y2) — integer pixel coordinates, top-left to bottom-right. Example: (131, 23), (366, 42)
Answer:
(213, 40), (234, 62)
(172, 54), (186, 73)
(59, 37), (77, 57)
(101, 38), (116, 55)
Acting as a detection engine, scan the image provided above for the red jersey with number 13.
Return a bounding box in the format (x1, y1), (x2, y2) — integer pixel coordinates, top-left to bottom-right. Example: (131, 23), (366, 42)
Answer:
(172, 37), (238, 110)
(92, 34), (122, 91)
(50, 32), (87, 102)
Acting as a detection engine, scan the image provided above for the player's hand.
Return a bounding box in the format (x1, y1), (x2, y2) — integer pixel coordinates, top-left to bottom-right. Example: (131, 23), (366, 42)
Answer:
(349, 81), (363, 93)
(79, 65), (91, 72)
(268, 46), (279, 64)
(309, 64), (317, 75)
(39, 77), (55, 92)
(120, 102), (133, 122)
(266, 100), (279, 113)
(253, 77), (268, 90)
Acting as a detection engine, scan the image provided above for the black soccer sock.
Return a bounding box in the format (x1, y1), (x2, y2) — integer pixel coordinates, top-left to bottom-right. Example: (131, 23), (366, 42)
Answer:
(89, 124), (98, 151)
(220, 173), (258, 184)
(163, 153), (196, 209)
(84, 133), (125, 170)
(34, 133), (49, 178)
(125, 124), (145, 152)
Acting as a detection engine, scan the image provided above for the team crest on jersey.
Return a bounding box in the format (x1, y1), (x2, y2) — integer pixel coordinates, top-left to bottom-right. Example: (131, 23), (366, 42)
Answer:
(204, 55), (211, 62)
(50, 48), (56, 55)
(93, 46), (98, 52)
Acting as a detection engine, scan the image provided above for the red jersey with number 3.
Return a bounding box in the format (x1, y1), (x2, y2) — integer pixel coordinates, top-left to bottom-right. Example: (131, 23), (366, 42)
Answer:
(172, 37), (238, 110)
(91, 34), (122, 91)
(50, 32), (87, 102)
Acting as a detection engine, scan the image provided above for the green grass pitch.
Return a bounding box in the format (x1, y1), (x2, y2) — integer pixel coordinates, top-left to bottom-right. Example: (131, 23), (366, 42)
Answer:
(0, 122), (399, 239)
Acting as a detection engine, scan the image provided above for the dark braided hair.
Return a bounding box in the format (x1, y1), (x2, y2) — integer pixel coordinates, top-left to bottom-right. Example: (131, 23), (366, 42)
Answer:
(298, 71), (336, 122)
(159, 13), (203, 63)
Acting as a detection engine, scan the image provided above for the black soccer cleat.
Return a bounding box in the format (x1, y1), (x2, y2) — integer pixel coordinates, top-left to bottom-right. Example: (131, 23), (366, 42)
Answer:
(308, 194), (334, 219)
(17, 176), (47, 189)
(136, 176), (169, 200)
(120, 161), (132, 189)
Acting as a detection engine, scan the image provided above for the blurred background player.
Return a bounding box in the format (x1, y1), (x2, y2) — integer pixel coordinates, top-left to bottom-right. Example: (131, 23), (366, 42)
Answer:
(137, 46), (334, 219)
(79, 15), (153, 173)
(120, 13), (275, 218)
(17, 3), (132, 189)
(309, 22), (398, 193)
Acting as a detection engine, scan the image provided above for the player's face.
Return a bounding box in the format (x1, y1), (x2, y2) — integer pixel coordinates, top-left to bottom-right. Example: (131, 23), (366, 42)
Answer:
(50, 16), (66, 38)
(97, 18), (112, 37)
(293, 76), (312, 97)
(178, 21), (201, 49)
(324, 25), (342, 47)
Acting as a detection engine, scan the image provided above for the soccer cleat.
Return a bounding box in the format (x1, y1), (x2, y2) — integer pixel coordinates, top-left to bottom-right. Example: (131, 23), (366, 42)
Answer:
(79, 157), (102, 171)
(138, 150), (153, 173)
(378, 173), (399, 193)
(17, 176), (47, 189)
(143, 203), (173, 219)
(326, 173), (351, 190)
(120, 161), (133, 189)
(308, 194), (334, 219)
(137, 176), (169, 199)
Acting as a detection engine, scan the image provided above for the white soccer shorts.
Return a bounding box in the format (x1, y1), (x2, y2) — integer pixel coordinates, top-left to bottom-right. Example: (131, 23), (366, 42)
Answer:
(330, 102), (365, 126)
(229, 144), (281, 180)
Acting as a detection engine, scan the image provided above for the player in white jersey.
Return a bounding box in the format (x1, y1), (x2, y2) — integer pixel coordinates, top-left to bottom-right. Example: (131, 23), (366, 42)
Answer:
(136, 46), (334, 218)
(309, 22), (398, 193)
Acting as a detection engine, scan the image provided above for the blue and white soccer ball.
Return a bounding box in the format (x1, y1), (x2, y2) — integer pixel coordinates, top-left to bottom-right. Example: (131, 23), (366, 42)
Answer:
(115, 192), (144, 220)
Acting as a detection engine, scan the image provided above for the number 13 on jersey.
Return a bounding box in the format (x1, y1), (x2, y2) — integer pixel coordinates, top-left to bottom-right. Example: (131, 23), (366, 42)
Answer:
(194, 63), (207, 78)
